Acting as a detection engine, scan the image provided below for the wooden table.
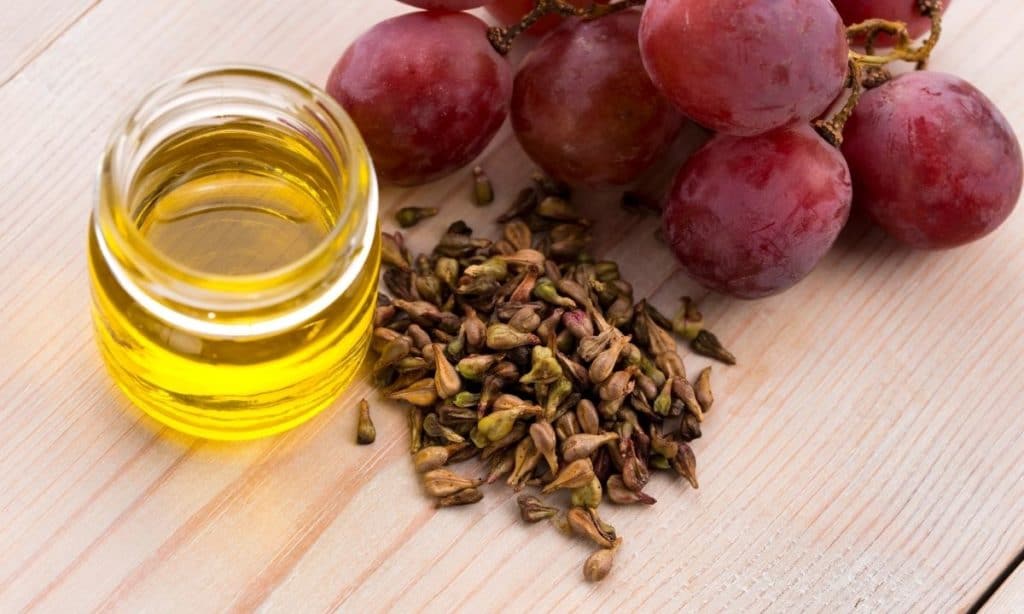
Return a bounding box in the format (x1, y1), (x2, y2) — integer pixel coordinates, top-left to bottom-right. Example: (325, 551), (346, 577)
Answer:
(2, 1), (1023, 611)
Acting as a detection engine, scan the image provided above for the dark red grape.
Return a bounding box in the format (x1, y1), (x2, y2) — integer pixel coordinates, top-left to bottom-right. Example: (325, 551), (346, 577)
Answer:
(842, 71), (1022, 249)
(398, 0), (487, 9)
(663, 126), (852, 298)
(485, 0), (604, 35)
(510, 11), (685, 186)
(327, 12), (512, 186)
(639, 0), (849, 136)
(832, 0), (950, 40)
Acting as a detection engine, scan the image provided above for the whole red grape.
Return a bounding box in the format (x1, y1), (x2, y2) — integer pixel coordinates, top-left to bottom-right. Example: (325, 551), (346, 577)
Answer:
(511, 11), (684, 186)
(398, 0), (487, 9)
(842, 71), (1022, 249)
(326, 12), (512, 186)
(485, 0), (604, 35)
(639, 0), (849, 136)
(663, 126), (852, 298)
(832, 0), (950, 39)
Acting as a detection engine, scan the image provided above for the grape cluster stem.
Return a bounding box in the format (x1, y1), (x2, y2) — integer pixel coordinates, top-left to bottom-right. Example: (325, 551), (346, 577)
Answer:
(815, 60), (865, 148)
(487, 0), (646, 55)
(815, 0), (944, 147)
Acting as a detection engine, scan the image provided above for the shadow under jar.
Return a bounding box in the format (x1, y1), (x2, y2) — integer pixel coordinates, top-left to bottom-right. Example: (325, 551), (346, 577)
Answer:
(88, 66), (381, 440)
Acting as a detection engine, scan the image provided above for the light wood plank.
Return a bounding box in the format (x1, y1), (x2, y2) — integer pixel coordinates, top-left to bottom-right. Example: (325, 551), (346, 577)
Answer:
(0, 1), (1023, 612)
(0, 0), (101, 86)
(984, 566), (1024, 613)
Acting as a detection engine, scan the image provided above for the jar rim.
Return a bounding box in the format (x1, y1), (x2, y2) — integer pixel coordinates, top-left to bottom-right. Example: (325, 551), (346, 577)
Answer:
(95, 64), (378, 313)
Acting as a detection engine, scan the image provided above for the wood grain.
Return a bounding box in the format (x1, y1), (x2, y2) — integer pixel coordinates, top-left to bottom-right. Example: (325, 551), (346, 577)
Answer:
(0, 0), (100, 87)
(1, 1), (1022, 612)
(984, 567), (1024, 613)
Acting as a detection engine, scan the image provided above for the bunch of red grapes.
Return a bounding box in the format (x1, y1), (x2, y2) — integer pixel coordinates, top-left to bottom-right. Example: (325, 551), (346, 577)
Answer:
(327, 0), (1023, 299)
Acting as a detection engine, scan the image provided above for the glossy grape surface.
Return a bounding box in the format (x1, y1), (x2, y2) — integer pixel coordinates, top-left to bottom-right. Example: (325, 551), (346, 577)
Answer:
(511, 12), (684, 186)
(398, 0), (487, 9)
(326, 12), (512, 186)
(485, 0), (602, 35)
(663, 126), (852, 298)
(832, 0), (950, 39)
(842, 71), (1022, 249)
(639, 0), (849, 136)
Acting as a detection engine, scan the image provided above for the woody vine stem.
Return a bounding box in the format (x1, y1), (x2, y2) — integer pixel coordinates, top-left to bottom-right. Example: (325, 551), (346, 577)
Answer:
(487, 0), (646, 54)
(487, 0), (945, 147)
(815, 0), (945, 146)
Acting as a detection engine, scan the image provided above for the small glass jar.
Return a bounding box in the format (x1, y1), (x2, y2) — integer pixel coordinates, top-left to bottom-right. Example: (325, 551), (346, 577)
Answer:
(88, 66), (380, 440)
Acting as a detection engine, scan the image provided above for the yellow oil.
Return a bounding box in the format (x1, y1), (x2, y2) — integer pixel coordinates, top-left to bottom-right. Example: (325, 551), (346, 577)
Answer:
(138, 171), (333, 275)
(89, 119), (380, 440)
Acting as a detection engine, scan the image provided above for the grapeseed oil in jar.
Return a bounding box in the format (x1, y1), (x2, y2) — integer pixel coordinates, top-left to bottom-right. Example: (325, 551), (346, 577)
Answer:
(134, 123), (337, 276)
(88, 67), (380, 440)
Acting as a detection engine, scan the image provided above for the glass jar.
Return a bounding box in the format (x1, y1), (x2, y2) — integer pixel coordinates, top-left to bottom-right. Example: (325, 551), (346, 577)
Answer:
(88, 66), (380, 440)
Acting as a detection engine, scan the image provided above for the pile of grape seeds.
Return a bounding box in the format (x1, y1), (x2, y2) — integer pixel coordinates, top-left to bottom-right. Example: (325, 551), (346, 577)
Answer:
(362, 175), (735, 582)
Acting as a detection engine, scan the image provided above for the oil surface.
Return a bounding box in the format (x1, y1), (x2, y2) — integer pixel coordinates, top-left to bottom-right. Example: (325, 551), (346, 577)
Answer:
(90, 120), (379, 440)
(138, 171), (332, 275)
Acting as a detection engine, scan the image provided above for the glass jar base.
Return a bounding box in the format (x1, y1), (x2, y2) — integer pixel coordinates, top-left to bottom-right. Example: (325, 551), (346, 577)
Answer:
(97, 333), (368, 441)
(88, 222), (380, 441)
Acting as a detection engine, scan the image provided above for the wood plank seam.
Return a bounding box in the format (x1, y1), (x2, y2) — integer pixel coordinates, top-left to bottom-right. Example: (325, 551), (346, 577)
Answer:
(978, 554), (1024, 612)
(0, 0), (104, 90)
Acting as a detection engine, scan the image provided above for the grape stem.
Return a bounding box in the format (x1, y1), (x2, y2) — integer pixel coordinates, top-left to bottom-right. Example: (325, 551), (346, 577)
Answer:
(487, 0), (646, 55)
(814, 60), (864, 148)
(847, 4), (943, 69)
(814, 0), (944, 147)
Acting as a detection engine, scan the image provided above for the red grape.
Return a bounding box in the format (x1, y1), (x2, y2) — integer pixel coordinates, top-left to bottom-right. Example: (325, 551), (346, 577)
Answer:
(398, 0), (487, 9)
(326, 12), (512, 186)
(832, 0), (950, 40)
(663, 126), (852, 298)
(485, 0), (603, 35)
(842, 72), (1022, 249)
(510, 12), (685, 186)
(639, 0), (849, 136)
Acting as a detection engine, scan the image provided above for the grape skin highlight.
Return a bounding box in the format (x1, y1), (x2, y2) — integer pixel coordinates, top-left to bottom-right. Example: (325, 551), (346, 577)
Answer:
(663, 126), (852, 298)
(327, 12), (512, 186)
(639, 0), (850, 136)
(511, 11), (685, 186)
(842, 71), (1023, 249)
